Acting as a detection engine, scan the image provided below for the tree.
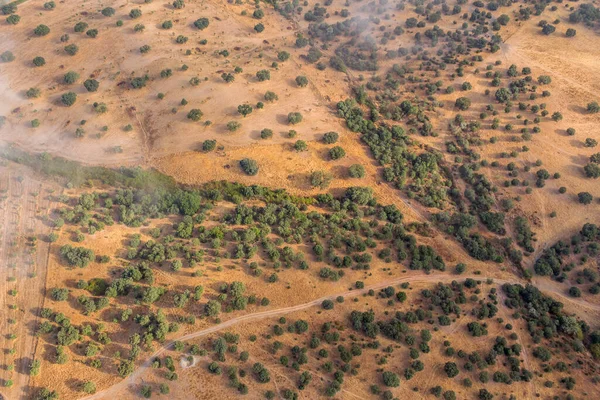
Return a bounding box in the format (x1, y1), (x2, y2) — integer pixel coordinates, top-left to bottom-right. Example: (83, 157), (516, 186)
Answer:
(61, 92), (77, 106)
(254, 23), (265, 33)
(584, 163), (600, 178)
(129, 9), (142, 19)
(588, 101), (600, 113)
(566, 28), (577, 37)
(238, 104), (253, 117)
(187, 109), (203, 122)
(495, 88), (511, 103)
(83, 79), (99, 92)
(288, 112), (303, 124)
(444, 362), (459, 378)
(455, 97), (471, 110)
(322, 131), (339, 144)
(578, 192), (593, 205)
(542, 24), (556, 35)
(173, 0), (185, 9)
(585, 138), (598, 148)
(82, 381), (96, 394)
(50, 288), (69, 301)
(26, 88), (41, 98)
(33, 57), (46, 67)
(551, 112), (563, 122)
(253, 9), (264, 19)
(240, 158), (259, 176)
(348, 164), (365, 178)
(194, 18), (210, 30)
(7, 14), (20, 24)
(264, 91), (278, 102)
(221, 72), (234, 83)
(64, 71), (80, 84)
(74, 22), (88, 32)
(382, 371), (400, 387)
(34, 24), (50, 36)
(293, 140), (307, 151)
(1, 51), (15, 62)
(256, 69), (270, 81)
(86, 29), (98, 38)
(329, 146), (346, 160)
(64, 44), (79, 55)
(497, 14), (509, 25)
(295, 76), (308, 87)
(278, 51), (290, 61)
(101, 7), (115, 17)
(310, 171), (332, 189)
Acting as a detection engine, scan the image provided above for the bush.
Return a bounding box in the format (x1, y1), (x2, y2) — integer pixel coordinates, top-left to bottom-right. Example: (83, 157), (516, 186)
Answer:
(61, 92), (77, 106)
(264, 91), (278, 102)
(588, 102), (600, 113)
(102, 7), (115, 17)
(74, 22), (88, 32)
(578, 192), (593, 205)
(256, 69), (271, 81)
(310, 170), (332, 189)
(295, 76), (308, 87)
(288, 112), (303, 124)
(64, 71), (80, 84)
(260, 129), (273, 139)
(322, 131), (339, 144)
(129, 9), (142, 19)
(382, 371), (400, 387)
(202, 140), (216, 152)
(293, 140), (307, 151)
(194, 18), (210, 30)
(6, 14), (20, 24)
(329, 146), (346, 160)
(83, 79), (99, 92)
(455, 97), (471, 111)
(1, 51), (15, 63)
(64, 44), (79, 56)
(348, 164), (365, 178)
(240, 158), (259, 176)
(32, 57), (46, 67)
(34, 24), (50, 36)
(187, 109), (203, 122)
(26, 88), (41, 99)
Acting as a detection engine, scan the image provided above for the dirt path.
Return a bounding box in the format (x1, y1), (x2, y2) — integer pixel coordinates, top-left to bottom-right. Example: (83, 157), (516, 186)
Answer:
(80, 271), (600, 400)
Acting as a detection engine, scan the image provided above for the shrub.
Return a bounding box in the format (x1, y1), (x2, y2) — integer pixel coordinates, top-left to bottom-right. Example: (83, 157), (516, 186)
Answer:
(194, 18), (210, 30)
(348, 164), (365, 178)
(310, 170), (332, 189)
(264, 91), (278, 102)
(322, 131), (339, 144)
(6, 14), (20, 24)
(382, 371), (400, 387)
(256, 69), (271, 81)
(33, 57), (46, 67)
(64, 44), (79, 55)
(1, 51), (15, 62)
(295, 76), (308, 87)
(240, 158), (259, 176)
(455, 97), (471, 110)
(34, 24), (50, 36)
(64, 71), (80, 84)
(129, 9), (142, 19)
(102, 7), (115, 17)
(578, 192), (593, 205)
(61, 92), (77, 106)
(293, 140), (307, 151)
(74, 22), (88, 32)
(187, 109), (203, 121)
(26, 88), (41, 99)
(329, 146), (346, 160)
(83, 79), (99, 92)
(260, 129), (273, 139)
(288, 112), (303, 124)
(588, 102), (600, 114)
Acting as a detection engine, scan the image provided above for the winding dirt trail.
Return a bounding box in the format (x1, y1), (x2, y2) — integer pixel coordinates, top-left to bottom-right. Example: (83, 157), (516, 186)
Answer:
(81, 272), (600, 400)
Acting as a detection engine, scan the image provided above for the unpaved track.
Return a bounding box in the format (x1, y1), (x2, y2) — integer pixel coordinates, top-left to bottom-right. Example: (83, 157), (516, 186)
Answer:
(81, 273), (600, 400)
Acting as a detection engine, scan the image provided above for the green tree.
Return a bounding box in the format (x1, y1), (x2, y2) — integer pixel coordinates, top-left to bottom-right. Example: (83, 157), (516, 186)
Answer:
(61, 92), (77, 106)
(187, 109), (203, 121)
(238, 104), (253, 117)
(34, 24), (50, 36)
(240, 158), (259, 175)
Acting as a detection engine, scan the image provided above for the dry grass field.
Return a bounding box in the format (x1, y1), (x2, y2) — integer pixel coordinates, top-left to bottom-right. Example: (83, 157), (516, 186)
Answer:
(1, 0), (600, 399)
